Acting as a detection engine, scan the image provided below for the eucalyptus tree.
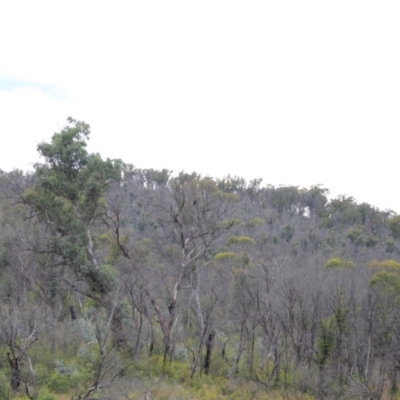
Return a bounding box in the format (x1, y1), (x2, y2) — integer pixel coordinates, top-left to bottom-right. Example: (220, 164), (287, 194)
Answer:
(147, 175), (236, 363)
(22, 118), (123, 337)
(101, 171), (236, 364)
(367, 260), (400, 397)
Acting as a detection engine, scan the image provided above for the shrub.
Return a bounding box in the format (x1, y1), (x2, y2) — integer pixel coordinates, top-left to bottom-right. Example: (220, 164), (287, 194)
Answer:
(45, 360), (83, 393)
(0, 371), (11, 400)
(324, 257), (355, 269)
(227, 236), (255, 246)
(37, 386), (57, 400)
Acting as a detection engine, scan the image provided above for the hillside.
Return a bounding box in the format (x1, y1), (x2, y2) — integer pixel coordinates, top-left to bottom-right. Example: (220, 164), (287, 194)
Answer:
(1, 119), (400, 399)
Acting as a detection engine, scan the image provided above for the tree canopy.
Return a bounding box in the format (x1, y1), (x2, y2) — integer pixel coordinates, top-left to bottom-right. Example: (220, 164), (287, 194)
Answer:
(0, 118), (400, 400)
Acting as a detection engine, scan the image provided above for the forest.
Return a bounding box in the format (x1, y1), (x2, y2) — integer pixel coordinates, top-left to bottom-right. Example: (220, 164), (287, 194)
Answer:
(1, 118), (400, 400)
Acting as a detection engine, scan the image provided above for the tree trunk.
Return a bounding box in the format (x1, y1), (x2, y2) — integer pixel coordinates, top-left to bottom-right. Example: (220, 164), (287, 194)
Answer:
(204, 331), (215, 375)
(111, 305), (127, 350)
(7, 353), (21, 392)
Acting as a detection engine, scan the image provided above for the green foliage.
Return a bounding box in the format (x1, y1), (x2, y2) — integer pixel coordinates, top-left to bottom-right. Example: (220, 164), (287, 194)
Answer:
(370, 271), (400, 293)
(246, 218), (264, 226)
(96, 232), (115, 258)
(369, 260), (400, 299)
(173, 344), (189, 361)
(220, 219), (241, 228)
(134, 168), (172, 188)
(130, 355), (166, 379)
(131, 238), (153, 264)
(317, 315), (336, 365)
(0, 371), (11, 400)
(386, 239), (396, 253)
(368, 259), (400, 271)
(216, 175), (247, 193)
(324, 257), (355, 270)
(330, 195), (361, 226)
(96, 264), (117, 292)
(28, 116), (122, 224)
(24, 118), (122, 295)
(346, 225), (365, 245)
(2, 121), (400, 400)
(334, 297), (349, 333)
(226, 236), (255, 246)
(280, 224), (294, 242)
(303, 185), (329, 217)
(47, 374), (71, 394)
(37, 386), (57, 400)
(46, 360), (82, 393)
(270, 186), (300, 215)
(389, 215), (400, 239)
(214, 252), (237, 261)
(77, 319), (97, 343)
(365, 234), (379, 248)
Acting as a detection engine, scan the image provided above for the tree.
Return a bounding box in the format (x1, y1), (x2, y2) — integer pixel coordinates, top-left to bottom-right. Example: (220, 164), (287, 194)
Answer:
(23, 118), (123, 339)
(147, 176), (235, 364)
(389, 215), (400, 239)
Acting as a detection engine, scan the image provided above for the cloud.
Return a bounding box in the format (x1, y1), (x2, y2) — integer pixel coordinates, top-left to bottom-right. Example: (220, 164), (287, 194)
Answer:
(0, 75), (68, 100)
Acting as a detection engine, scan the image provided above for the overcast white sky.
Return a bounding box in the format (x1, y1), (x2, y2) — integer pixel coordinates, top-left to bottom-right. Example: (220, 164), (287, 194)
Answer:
(0, 1), (399, 211)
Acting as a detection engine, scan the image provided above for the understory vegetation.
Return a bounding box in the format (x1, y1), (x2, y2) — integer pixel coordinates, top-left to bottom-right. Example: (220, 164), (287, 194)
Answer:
(1, 118), (400, 399)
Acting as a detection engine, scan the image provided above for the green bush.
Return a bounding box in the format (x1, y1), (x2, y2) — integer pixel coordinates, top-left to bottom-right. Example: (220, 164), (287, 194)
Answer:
(37, 386), (57, 400)
(324, 257), (355, 269)
(0, 371), (11, 400)
(48, 371), (74, 393)
(46, 360), (82, 393)
(227, 236), (255, 246)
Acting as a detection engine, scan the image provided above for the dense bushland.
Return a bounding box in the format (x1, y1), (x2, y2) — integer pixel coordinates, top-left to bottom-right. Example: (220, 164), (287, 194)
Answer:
(1, 119), (400, 399)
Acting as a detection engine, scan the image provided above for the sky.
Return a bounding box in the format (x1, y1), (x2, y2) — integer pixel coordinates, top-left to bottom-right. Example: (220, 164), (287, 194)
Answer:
(0, 1), (399, 212)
